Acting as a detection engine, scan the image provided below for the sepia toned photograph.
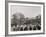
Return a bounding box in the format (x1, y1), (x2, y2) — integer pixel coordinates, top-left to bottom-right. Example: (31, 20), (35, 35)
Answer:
(7, 2), (44, 35)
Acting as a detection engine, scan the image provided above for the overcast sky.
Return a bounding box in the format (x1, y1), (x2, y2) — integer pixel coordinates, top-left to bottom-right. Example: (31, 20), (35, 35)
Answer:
(11, 5), (41, 18)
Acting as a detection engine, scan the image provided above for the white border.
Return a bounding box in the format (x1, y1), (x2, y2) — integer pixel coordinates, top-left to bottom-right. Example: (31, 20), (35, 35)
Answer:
(8, 3), (43, 35)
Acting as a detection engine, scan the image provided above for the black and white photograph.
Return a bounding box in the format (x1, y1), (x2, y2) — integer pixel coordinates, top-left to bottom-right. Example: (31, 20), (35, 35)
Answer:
(11, 5), (41, 31)
(8, 2), (44, 35)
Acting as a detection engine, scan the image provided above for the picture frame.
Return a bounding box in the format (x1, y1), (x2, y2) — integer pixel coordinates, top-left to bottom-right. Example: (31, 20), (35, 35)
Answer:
(5, 0), (45, 36)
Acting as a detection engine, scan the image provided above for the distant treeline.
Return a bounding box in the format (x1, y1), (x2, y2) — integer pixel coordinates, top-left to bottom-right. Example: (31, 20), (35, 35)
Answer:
(11, 13), (41, 27)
